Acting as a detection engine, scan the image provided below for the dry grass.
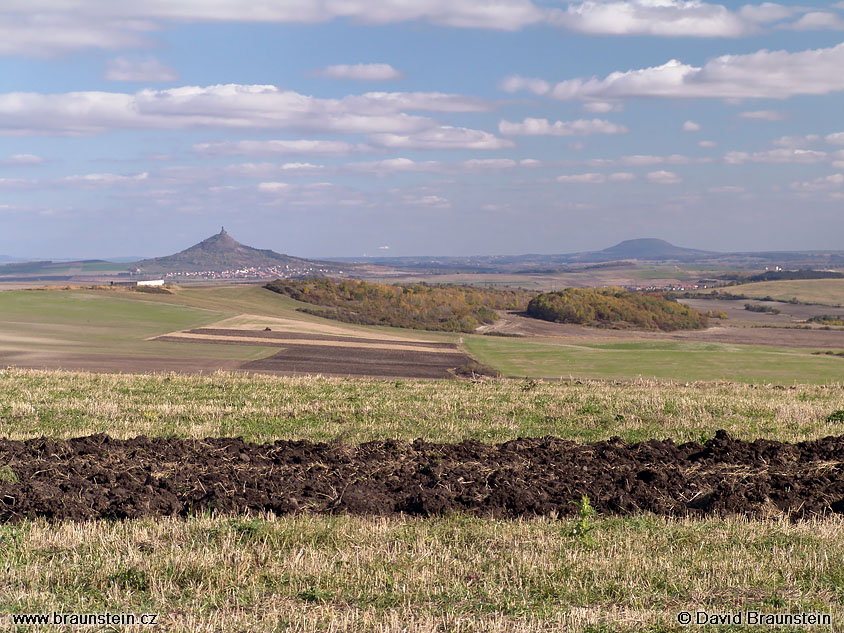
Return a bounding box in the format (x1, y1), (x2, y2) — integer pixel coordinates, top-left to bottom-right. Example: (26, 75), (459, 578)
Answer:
(0, 369), (842, 444)
(2, 513), (842, 632)
(209, 313), (438, 342)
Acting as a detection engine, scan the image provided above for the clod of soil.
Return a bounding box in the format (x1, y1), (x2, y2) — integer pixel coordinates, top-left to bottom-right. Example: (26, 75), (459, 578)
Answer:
(2, 432), (844, 522)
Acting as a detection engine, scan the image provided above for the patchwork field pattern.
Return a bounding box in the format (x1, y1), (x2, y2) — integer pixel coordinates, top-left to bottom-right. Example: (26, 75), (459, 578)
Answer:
(156, 328), (471, 378)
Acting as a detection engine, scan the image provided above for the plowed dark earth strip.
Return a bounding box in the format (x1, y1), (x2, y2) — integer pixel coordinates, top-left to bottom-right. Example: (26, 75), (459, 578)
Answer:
(2, 432), (844, 522)
(240, 345), (471, 378)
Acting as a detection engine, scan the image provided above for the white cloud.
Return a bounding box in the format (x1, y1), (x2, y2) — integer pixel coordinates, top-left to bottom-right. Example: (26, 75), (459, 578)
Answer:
(789, 12), (844, 31)
(738, 110), (786, 121)
(498, 75), (551, 95)
(459, 158), (518, 171)
(315, 63), (404, 81)
(0, 2), (828, 58)
(724, 149), (827, 164)
(771, 134), (820, 148)
(351, 91), (490, 112)
(219, 162), (325, 179)
(789, 174), (844, 191)
(279, 162), (323, 171)
(708, 185), (745, 193)
(0, 177), (35, 190)
(369, 126), (513, 150)
(519, 158), (542, 167)
(698, 140), (717, 147)
(0, 85), (494, 136)
(555, 171), (633, 184)
(502, 42), (844, 101)
(0, 1), (546, 57)
(56, 171), (149, 187)
(1, 153), (44, 165)
(582, 101), (622, 113)
(345, 158), (441, 175)
(498, 117), (628, 136)
(193, 139), (367, 157)
(105, 56), (178, 82)
(646, 170), (682, 184)
(257, 182), (290, 192)
(738, 3), (797, 24)
(683, 120), (701, 132)
(0, 14), (155, 57)
(556, 172), (607, 183)
(344, 156), (530, 175)
(826, 132), (844, 145)
(404, 194), (451, 208)
(548, 0), (758, 37)
(583, 154), (693, 167)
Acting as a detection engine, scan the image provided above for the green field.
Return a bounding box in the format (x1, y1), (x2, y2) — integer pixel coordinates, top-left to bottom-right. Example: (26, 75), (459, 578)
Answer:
(465, 336), (844, 384)
(2, 370), (844, 632)
(0, 289), (269, 360)
(716, 279), (844, 307)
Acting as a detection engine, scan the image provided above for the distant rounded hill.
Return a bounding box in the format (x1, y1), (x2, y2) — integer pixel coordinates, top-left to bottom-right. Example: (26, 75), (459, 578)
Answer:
(133, 228), (335, 273)
(589, 238), (716, 262)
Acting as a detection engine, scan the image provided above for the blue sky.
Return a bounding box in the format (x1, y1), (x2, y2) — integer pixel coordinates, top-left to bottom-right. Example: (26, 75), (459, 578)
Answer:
(2, 1), (844, 259)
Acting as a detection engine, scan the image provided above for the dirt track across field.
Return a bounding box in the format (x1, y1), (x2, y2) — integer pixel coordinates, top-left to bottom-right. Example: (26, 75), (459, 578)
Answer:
(3, 432), (844, 522)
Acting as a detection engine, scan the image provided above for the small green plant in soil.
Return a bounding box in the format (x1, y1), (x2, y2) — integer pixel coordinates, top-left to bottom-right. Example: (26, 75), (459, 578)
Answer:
(0, 465), (18, 484)
(567, 495), (596, 541)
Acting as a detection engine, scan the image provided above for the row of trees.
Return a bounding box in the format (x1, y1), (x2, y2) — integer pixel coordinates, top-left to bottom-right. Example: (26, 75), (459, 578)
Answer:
(265, 278), (534, 332)
(526, 287), (709, 331)
(748, 270), (843, 282)
(808, 314), (844, 326)
(744, 303), (781, 314)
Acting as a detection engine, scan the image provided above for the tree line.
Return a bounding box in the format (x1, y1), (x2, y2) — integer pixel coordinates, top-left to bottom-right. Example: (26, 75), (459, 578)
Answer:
(526, 287), (708, 331)
(265, 278), (534, 332)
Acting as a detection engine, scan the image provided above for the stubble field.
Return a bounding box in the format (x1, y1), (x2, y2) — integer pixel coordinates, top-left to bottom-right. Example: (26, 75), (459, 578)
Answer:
(2, 370), (844, 631)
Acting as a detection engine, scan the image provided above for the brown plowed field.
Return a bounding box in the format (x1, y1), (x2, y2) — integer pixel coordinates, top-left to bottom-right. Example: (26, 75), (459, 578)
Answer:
(3, 432), (844, 522)
(241, 346), (470, 378)
(155, 328), (472, 378)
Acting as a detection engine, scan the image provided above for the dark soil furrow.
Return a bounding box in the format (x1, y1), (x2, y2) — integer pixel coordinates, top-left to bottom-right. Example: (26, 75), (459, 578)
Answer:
(2, 431), (844, 522)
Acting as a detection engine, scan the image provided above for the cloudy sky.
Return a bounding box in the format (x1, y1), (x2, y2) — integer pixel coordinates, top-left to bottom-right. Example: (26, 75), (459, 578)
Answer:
(2, 1), (844, 259)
